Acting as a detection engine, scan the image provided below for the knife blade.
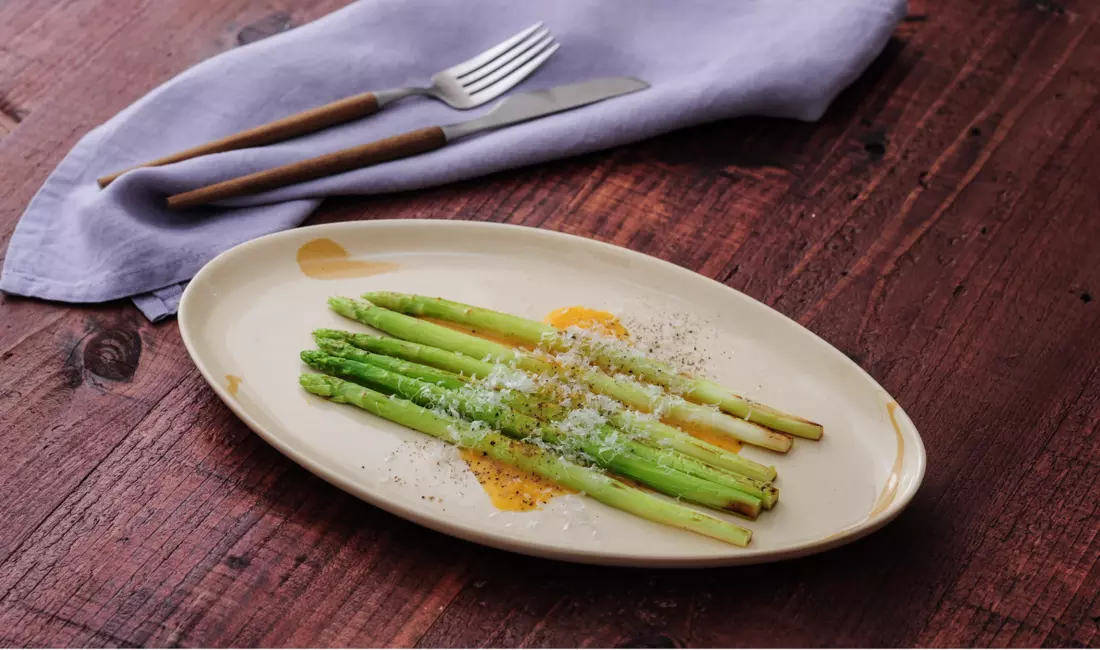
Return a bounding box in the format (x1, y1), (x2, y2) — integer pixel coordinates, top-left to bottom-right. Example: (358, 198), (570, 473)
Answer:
(441, 76), (649, 141)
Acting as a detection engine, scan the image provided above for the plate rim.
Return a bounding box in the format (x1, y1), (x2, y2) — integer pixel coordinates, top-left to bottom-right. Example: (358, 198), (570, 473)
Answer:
(178, 218), (927, 568)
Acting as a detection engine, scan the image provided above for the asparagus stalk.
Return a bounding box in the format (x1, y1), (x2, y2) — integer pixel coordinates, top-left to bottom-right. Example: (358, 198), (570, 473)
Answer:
(582, 370), (793, 453)
(494, 391), (777, 495)
(315, 327), (777, 482)
(316, 327), (783, 481)
(330, 297), (552, 370)
(364, 291), (823, 440)
(315, 328), (516, 380)
(300, 373), (752, 546)
(605, 411), (777, 483)
(315, 336), (467, 389)
(610, 440), (776, 508)
(329, 298), (792, 452)
(311, 340), (777, 504)
(301, 351), (763, 518)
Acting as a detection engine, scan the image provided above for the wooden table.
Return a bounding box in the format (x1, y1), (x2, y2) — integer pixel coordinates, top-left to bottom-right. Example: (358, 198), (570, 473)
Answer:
(2, 1), (1098, 646)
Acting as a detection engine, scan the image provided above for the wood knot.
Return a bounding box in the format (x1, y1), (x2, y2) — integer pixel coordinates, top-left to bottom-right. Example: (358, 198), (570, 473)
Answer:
(861, 129), (888, 160)
(225, 555), (251, 569)
(237, 12), (295, 45)
(617, 634), (685, 648)
(1019, 0), (1065, 15)
(82, 328), (141, 382)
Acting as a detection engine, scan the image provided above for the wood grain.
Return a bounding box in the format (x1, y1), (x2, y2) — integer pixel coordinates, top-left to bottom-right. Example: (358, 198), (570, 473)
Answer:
(1, 0), (1099, 647)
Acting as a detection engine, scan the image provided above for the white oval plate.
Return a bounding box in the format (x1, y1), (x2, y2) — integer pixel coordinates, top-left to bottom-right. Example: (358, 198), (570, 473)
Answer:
(179, 219), (925, 567)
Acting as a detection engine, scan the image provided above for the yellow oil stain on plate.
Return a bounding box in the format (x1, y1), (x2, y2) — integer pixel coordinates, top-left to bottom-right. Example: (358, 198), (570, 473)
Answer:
(544, 305), (630, 339)
(459, 449), (573, 511)
(671, 421), (743, 454)
(296, 238), (398, 279)
(869, 401), (905, 517)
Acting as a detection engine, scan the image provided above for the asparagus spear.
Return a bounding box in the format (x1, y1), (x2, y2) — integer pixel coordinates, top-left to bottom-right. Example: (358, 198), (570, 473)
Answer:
(581, 370), (793, 453)
(310, 342), (777, 505)
(315, 328), (519, 382)
(315, 327), (777, 482)
(604, 411), (777, 483)
(301, 351), (763, 518)
(315, 336), (467, 389)
(501, 386), (779, 487)
(329, 298), (792, 452)
(299, 373), (753, 547)
(364, 291), (823, 440)
(602, 439), (776, 508)
(330, 297), (548, 369)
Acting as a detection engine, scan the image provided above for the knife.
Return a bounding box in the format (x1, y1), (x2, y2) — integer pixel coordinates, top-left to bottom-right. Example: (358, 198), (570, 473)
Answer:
(166, 77), (649, 209)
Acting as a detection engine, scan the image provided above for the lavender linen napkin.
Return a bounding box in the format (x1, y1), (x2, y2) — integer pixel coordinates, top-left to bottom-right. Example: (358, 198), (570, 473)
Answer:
(0, 0), (905, 321)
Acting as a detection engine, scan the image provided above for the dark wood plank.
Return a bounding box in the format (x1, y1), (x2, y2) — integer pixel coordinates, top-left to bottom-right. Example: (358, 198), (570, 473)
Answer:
(0, 0), (357, 566)
(0, 0), (352, 252)
(0, 0), (1098, 647)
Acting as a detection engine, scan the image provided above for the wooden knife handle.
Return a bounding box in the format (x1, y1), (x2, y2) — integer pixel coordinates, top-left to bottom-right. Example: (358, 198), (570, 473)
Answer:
(165, 126), (446, 209)
(97, 91), (382, 188)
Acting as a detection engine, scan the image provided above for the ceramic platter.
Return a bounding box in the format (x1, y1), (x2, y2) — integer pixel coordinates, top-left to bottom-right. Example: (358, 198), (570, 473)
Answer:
(178, 219), (925, 567)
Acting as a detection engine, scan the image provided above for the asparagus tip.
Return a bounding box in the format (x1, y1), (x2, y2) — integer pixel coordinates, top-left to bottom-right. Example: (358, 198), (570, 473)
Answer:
(313, 327), (347, 341)
(314, 337), (344, 353)
(327, 296), (361, 318)
(298, 372), (334, 396)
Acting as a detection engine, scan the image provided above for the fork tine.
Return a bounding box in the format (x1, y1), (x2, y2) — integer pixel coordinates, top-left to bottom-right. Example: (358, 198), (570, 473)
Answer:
(464, 36), (556, 95)
(468, 42), (561, 103)
(458, 27), (550, 86)
(446, 22), (544, 79)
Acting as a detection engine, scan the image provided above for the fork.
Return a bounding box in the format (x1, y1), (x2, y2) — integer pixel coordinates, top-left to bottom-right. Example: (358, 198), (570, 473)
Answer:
(96, 23), (559, 187)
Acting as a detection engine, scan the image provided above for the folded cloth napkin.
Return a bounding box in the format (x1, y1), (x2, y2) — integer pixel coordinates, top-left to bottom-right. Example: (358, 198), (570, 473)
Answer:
(0, 0), (905, 321)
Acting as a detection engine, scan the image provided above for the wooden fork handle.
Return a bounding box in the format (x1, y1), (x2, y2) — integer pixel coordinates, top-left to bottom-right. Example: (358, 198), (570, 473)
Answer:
(97, 91), (382, 188)
(166, 126), (447, 209)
